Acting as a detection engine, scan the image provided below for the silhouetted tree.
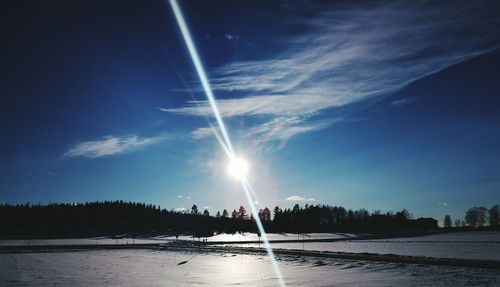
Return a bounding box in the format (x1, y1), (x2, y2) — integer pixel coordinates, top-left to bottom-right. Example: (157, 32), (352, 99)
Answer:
(465, 208), (477, 226)
(444, 215), (452, 228)
(191, 204), (198, 215)
(0, 201), (442, 237)
(489, 205), (499, 226)
(216, 211), (221, 218)
(477, 207), (487, 226)
(258, 207), (271, 221)
(454, 219), (461, 228)
(222, 209), (228, 218)
(237, 206), (247, 220)
(273, 206), (281, 221)
(465, 207), (487, 227)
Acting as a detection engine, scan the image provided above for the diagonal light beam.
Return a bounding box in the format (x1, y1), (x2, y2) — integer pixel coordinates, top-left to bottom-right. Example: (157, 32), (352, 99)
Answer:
(240, 180), (285, 286)
(169, 0), (233, 156)
(169, 1), (286, 286)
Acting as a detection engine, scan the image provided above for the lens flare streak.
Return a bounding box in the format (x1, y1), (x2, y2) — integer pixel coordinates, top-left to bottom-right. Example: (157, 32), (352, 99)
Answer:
(240, 180), (286, 287)
(169, 1), (285, 286)
(169, 0), (233, 156)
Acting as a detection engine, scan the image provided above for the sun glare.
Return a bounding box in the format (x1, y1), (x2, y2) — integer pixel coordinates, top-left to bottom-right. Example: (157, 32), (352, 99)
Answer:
(228, 157), (249, 180)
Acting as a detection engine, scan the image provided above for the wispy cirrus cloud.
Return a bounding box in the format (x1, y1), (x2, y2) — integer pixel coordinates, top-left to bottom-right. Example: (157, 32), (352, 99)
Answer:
(191, 126), (218, 139)
(246, 116), (336, 148)
(161, 94), (339, 117)
(286, 195), (316, 202)
(190, 115), (334, 145)
(164, 1), (500, 147)
(391, 97), (418, 107)
(64, 135), (165, 158)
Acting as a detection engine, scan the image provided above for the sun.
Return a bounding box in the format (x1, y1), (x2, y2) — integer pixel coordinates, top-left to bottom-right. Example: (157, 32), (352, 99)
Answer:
(227, 156), (249, 180)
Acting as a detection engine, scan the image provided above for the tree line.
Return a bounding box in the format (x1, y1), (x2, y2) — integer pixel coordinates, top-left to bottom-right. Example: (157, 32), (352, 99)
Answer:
(0, 201), (439, 238)
(443, 205), (500, 228)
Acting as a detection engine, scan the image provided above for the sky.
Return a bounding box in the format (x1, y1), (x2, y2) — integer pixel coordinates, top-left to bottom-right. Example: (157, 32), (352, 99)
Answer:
(1, 0), (500, 223)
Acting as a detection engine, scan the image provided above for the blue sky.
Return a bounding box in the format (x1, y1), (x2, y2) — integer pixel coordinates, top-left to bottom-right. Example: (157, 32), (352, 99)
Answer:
(1, 0), (500, 223)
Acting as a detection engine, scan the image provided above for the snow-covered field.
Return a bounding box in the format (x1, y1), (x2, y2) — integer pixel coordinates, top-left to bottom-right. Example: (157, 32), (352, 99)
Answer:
(0, 233), (356, 246)
(154, 232), (357, 242)
(1, 249), (499, 286)
(0, 237), (164, 246)
(2, 232), (500, 261)
(378, 231), (500, 242)
(225, 231), (500, 261)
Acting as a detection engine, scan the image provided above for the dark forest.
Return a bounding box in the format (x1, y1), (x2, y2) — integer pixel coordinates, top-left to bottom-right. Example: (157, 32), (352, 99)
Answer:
(0, 201), (440, 238)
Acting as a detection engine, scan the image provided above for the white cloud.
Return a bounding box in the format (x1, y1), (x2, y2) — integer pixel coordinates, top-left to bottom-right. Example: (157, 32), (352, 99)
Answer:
(191, 126), (218, 139)
(391, 97), (417, 106)
(164, 2), (500, 147)
(47, 171), (58, 176)
(286, 195), (316, 202)
(287, 195), (305, 201)
(161, 94), (337, 118)
(64, 135), (165, 158)
(177, 195), (183, 199)
(174, 207), (187, 212)
(438, 202), (449, 206)
(189, 116), (333, 148)
(246, 116), (338, 148)
(224, 34), (239, 42)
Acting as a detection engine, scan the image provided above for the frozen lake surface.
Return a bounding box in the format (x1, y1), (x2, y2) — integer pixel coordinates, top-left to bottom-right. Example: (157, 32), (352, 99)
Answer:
(1, 249), (499, 286)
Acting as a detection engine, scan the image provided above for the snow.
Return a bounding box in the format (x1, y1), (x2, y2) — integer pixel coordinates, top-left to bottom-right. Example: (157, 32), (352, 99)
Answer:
(0, 233), (356, 246)
(2, 232), (500, 261)
(154, 232), (356, 242)
(1, 249), (500, 286)
(224, 232), (500, 261)
(378, 231), (500, 242)
(0, 237), (164, 246)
